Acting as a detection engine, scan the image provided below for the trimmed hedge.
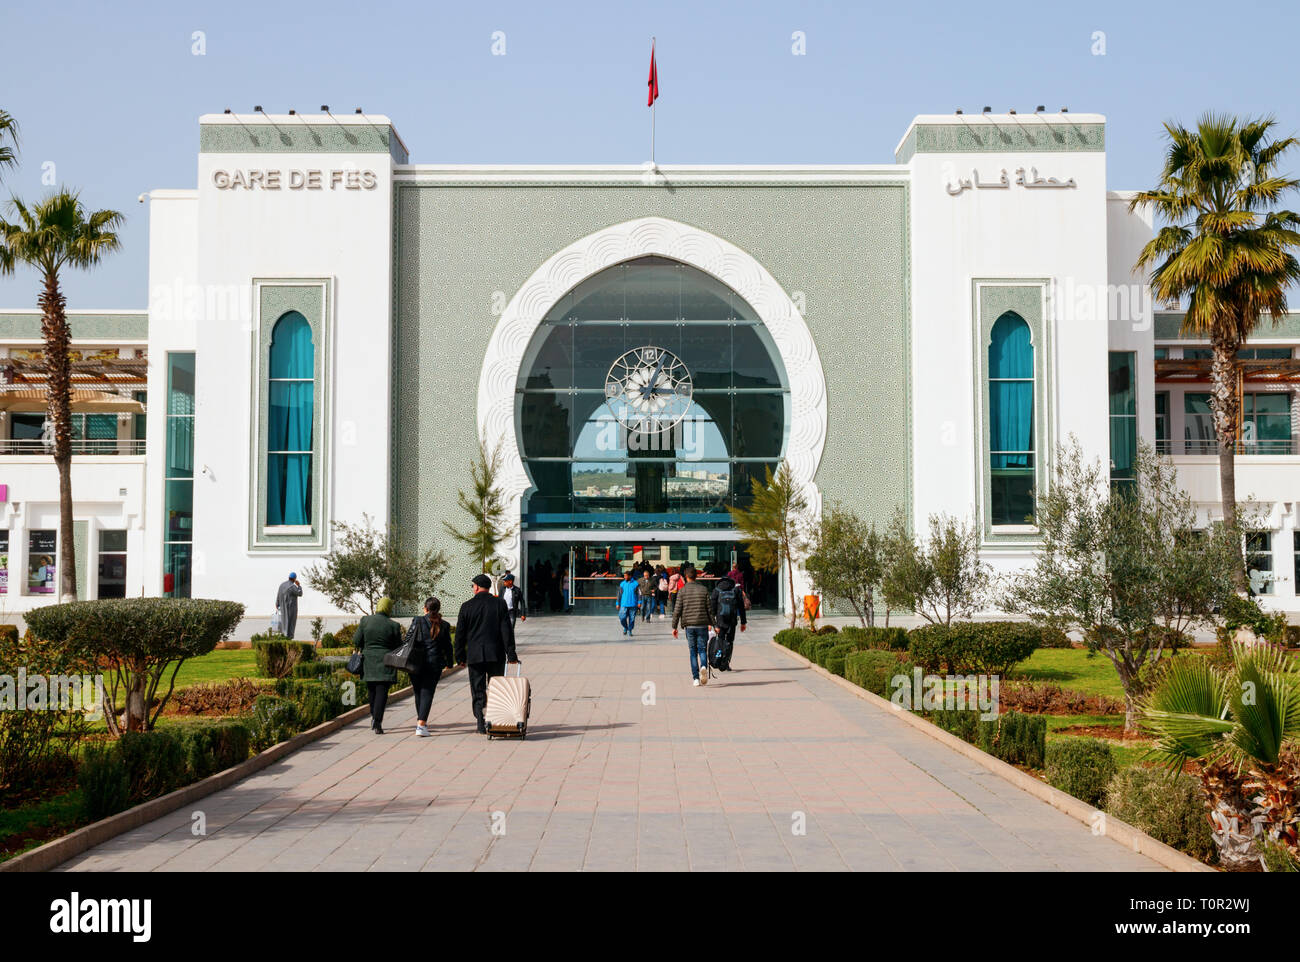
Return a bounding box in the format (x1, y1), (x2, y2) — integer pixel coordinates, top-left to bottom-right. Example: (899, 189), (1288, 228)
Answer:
(247, 695), (302, 751)
(838, 626), (909, 651)
(930, 709), (1045, 768)
(1045, 738), (1117, 807)
(77, 722), (253, 822)
(253, 638), (318, 679)
(773, 628), (809, 650)
(907, 622), (1039, 675)
(292, 660), (336, 680)
(823, 642), (859, 677)
(845, 650), (909, 698)
(1104, 766), (1215, 862)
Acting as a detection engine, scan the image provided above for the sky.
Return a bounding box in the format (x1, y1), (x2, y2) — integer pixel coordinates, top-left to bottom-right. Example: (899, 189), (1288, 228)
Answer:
(1, 0), (1298, 308)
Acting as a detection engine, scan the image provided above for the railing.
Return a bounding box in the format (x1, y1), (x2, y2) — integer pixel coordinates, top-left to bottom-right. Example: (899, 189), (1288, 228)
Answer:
(0, 438), (146, 456)
(1157, 439), (1296, 456)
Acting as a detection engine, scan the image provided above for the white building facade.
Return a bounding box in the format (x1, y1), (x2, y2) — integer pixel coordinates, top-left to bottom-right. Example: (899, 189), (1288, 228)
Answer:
(2, 110), (1297, 617)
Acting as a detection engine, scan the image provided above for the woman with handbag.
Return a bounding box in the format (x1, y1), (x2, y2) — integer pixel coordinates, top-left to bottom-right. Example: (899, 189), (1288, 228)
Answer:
(354, 596), (404, 734)
(407, 596), (454, 737)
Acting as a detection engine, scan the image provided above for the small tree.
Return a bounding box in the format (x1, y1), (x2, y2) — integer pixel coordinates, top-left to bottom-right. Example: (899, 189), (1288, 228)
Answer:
(25, 598), (245, 736)
(305, 514), (449, 615)
(881, 509), (988, 626)
(805, 504), (885, 626)
(729, 461), (811, 628)
(444, 437), (513, 575)
(1003, 438), (1243, 729)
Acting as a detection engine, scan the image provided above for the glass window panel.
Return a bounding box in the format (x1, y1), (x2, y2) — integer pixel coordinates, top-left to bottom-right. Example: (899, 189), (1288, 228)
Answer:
(1246, 531), (1274, 595)
(1184, 393), (1215, 453)
(165, 417), (194, 477)
(10, 413), (43, 440)
(572, 324), (628, 390)
(989, 313), (1033, 379)
(164, 480), (193, 541)
(100, 529), (128, 552)
(164, 542), (192, 598)
(731, 461), (779, 509)
(1184, 348), (1213, 360)
(27, 530), (56, 594)
(681, 267), (745, 321)
(679, 323), (731, 390)
(269, 312), (315, 378)
(624, 260), (680, 320)
(267, 453), (312, 526)
(733, 393), (785, 459)
(167, 353), (195, 416)
(521, 320), (574, 390)
(565, 264), (626, 321)
(1108, 352), (1135, 416)
(520, 392), (574, 458)
(990, 472), (1035, 526)
(680, 397), (731, 462)
(732, 323), (784, 390)
(268, 380), (314, 452)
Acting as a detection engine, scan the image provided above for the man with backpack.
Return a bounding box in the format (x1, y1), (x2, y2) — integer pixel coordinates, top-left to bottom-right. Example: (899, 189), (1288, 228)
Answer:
(671, 565), (715, 686)
(708, 573), (747, 672)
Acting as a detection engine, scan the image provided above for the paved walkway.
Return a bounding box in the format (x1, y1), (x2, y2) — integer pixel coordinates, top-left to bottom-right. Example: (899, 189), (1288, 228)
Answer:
(62, 614), (1165, 872)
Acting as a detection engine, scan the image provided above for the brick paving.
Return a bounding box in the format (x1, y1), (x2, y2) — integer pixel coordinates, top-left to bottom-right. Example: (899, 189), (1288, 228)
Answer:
(60, 613), (1166, 871)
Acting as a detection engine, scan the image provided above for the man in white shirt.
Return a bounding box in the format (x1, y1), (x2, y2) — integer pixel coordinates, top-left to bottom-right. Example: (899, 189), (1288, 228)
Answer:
(498, 572), (526, 630)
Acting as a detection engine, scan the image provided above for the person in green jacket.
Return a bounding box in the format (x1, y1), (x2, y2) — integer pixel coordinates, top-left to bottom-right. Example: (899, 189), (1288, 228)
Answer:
(354, 596), (404, 734)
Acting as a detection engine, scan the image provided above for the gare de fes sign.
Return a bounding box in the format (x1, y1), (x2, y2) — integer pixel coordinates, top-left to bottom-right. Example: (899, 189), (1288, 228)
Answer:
(211, 168), (378, 190)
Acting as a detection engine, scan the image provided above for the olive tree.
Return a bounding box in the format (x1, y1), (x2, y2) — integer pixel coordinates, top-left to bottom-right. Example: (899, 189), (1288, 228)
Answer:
(805, 504), (886, 626)
(881, 509), (989, 626)
(25, 598), (245, 736)
(306, 514), (449, 615)
(1002, 438), (1244, 729)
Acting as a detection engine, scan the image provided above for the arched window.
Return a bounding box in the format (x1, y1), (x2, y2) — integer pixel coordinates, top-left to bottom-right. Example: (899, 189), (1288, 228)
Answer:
(267, 311), (314, 526)
(987, 312), (1034, 525)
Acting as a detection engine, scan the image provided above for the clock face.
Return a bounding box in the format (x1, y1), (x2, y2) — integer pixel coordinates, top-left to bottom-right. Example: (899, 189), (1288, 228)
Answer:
(604, 346), (693, 433)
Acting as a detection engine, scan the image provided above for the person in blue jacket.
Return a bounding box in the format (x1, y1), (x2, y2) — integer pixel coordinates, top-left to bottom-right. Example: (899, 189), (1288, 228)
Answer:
(615, 569), (640, 637)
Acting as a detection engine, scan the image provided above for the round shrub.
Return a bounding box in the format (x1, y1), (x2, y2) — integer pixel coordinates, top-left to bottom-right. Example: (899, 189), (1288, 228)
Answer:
(814, 624), (840, 636)
(823, 642), (859, 677)
(907, 624), (954, 672)
(320, 631), (337, 647)
(1045, 738), (1117, 807)
(1104, 766), (1215, 862)
(907, 622), (1038, 675)
(1037, 626), (1072, 648)
(334, 623), (359, 647)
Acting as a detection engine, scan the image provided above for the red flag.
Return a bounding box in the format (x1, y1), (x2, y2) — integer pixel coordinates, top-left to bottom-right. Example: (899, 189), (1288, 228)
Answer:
(647, 41), (659, 106)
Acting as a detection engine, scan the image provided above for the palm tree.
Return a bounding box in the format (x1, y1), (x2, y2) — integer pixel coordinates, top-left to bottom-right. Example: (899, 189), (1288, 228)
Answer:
(1141, 643), (1300, 867)
(0, 110), (18, 181)
(0, 190), (123, 601)
(1131, 115), (1300, 586)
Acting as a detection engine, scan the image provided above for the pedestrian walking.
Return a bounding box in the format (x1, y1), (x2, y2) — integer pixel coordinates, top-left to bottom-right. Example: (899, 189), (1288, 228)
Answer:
(615, 569), (639, 636)
(499, 571), (526, 631)
(353, 596), (403, 734)
(655, 566), (669, 618)
(671, 565), (715, 686)
(668, 566), (683, 619)
(455, 574), (519, 734)
(638, 570), (655, 622)
(406, 596), (454, 737)
(709, 573), (747, 671)
(275, 571), (303, 639)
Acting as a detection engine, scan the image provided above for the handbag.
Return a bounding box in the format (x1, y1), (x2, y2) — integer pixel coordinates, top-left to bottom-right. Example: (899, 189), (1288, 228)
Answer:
(383, 623), (422, 671)
(742, 590), (752, 611)
(346, 649), (364, 675)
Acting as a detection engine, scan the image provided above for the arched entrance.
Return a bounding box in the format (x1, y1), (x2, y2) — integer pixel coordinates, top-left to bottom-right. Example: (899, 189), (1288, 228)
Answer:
(478, 217), (827, 613)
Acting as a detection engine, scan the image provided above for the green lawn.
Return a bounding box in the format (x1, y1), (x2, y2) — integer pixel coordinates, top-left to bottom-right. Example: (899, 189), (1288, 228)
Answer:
(0, 789), (83, 863)
(1010, 648), (1127, 700)
(166, 649), (259, 689)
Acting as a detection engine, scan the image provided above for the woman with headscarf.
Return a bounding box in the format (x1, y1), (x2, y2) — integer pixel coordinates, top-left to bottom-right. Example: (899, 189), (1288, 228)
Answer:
(354, 596), (404, 734)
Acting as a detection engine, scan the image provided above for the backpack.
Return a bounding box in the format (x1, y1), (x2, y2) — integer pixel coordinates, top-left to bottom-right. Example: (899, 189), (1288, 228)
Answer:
(716, 587), (737, 621)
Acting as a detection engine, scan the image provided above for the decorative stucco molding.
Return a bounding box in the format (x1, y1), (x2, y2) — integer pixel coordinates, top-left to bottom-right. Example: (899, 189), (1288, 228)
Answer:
(477, 216), (828, 573)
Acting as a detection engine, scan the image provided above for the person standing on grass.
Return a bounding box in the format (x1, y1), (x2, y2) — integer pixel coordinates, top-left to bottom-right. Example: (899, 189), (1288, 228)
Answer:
(354, 596), (403, 734)
(455, 574), (519, 735)
(615, 569), (640, 637)
(406, 596), (454, 737)
(672, 565), (715, 686)
(275, 571), (303, 639)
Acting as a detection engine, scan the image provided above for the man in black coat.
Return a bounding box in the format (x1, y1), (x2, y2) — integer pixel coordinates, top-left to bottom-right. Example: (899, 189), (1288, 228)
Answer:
(455, 574), (520, 733)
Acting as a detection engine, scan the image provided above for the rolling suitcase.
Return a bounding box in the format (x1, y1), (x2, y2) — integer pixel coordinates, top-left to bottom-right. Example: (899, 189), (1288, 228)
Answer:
(485, 663), (530, 738)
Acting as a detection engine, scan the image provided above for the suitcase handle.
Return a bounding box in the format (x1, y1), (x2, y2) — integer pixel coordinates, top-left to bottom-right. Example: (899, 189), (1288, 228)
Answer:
(507, 661), (521, 677)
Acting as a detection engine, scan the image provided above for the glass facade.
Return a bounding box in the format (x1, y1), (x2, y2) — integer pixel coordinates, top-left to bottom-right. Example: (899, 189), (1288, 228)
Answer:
(987, 312), (1035, 525)
(1247, 531), (1274, 595)
(97, 529), (127, 599)
(1242, 393), (1291, 454)
(1184, 393), (1215, 454)
(518, 257), (787, 530)
(164, 353), (195, 597)
(1108, 352), (1137, 487)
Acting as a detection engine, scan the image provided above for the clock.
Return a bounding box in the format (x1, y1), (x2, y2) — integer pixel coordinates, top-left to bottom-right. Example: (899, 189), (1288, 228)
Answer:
(604, 346), (693, 433)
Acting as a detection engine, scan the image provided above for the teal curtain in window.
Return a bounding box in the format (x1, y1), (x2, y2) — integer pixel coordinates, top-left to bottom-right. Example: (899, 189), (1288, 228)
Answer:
(988, 314), (1033, 469)
(267, 312), (314, 526)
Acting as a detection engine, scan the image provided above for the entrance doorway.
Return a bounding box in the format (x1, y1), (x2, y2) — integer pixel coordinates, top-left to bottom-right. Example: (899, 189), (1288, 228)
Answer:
(522, 539), (779, 616)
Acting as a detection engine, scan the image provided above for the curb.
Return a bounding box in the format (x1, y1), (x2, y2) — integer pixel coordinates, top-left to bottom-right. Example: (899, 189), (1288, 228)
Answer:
(1, 669), (460, 873)
(770, 640), (1214, 873)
